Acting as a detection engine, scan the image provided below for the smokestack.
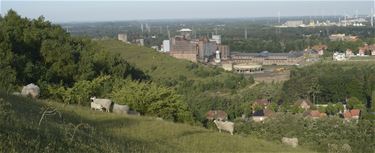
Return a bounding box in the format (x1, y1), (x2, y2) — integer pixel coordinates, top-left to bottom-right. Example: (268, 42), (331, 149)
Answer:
(166, 25), (170, 40)
(244, 27), (248, 40)
(372, 9), (374, 27)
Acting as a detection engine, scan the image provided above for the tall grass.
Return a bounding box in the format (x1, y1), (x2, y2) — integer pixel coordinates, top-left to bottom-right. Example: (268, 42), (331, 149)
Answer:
(0, 92), (315, 152)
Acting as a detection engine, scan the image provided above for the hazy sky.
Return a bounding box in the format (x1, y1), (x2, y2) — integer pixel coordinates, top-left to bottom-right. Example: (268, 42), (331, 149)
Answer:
(1, 1), (374, 23)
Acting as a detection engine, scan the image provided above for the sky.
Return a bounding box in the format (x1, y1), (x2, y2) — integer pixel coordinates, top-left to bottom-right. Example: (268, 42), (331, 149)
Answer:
(1, 0), (374, 23)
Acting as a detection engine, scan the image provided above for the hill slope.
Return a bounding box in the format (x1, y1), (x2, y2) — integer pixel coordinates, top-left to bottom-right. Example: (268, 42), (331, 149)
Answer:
(0, 92), (315, 152)
(97, 40), (246, 82)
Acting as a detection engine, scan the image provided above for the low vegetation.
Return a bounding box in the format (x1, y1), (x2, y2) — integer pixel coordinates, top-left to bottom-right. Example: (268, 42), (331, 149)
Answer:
(0, 92), (314, 152)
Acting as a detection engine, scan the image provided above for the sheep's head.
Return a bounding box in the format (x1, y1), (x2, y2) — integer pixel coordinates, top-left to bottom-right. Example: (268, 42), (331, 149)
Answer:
(90, 96), (96, 102)
(213, 119), (218, 124)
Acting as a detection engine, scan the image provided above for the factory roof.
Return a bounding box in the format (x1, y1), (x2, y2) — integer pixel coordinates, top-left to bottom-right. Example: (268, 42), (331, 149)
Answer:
(231, 51), (304, 58)
(179, 28), (192, 32)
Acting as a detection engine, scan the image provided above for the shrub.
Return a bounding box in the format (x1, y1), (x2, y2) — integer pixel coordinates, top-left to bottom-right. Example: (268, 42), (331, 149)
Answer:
(111, 80), (193, 122)
(47, 75), (110, 105)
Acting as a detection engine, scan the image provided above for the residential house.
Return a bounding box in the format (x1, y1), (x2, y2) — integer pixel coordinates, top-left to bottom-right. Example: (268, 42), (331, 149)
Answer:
(333, 52), (346, 61)
(295, 99), (312, 111)
(312, 44), (327, 56)
(350, 109), (360, 120)
(345, 49), (353, 58)
(343, 109), (361, 121)
(252, 109), (273, 122)
(358, 48), (366, 56)
(308, 110), (326, 119)
(252, 99), (270, 110)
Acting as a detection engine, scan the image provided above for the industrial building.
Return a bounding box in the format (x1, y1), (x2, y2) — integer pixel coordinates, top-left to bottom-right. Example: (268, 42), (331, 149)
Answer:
(230, 51), (304, 66)
(118, 33), (128, 43)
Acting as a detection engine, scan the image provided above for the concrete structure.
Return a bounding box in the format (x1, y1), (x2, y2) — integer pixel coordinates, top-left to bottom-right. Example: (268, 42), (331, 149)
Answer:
(283, 20), (303, 27)
(117, 33), (128, 43)
(210, 35), (222, 44)
(333, 52), (347, 61)
(197, 39), (217, 61)
(151, 46), (159, 51)
(329, 34), (358, 41)
(179, 28), (192, 40)
(214, 50), (221, 63)
(169, 37), (198, 62)
(135, 39), (144, 46)
(219, 45), (230, 60)
(231, 51), (304, 65)
(162, 40), (170, 52)
(233, 64), (263, 74)
(346, 49), (354, 57)
(221, 62), (233, 71)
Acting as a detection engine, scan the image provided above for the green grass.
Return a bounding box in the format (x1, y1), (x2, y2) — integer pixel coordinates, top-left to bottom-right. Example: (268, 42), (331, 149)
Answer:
(96, 40), (239, 82)
(97, 40), (197, 79)
(0, 92), (315, 152)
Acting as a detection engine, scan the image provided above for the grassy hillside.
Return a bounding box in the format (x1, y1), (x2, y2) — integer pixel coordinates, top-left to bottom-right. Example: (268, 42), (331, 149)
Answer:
(0, 92), (315, 152)
(97, 40), (242, 82)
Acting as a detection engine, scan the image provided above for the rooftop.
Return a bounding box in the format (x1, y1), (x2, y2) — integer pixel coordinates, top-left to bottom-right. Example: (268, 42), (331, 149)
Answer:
(180, 28), (192, 32)
(231, 51), (304, 58)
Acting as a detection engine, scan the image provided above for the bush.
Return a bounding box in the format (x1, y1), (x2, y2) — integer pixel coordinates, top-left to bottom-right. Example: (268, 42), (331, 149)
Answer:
(47, 76), (110, 105)
(111, 80), (193, 122)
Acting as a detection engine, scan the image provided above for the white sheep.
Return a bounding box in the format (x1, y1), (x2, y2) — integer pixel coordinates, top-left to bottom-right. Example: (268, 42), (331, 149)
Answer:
(90, 97), (112, 112)
(90, 102), (104, 112)
(21, 83), (40, 98)
(213, 119), (234, 135)
(112, 103), (130, 114)
(282, 137), (298, 148)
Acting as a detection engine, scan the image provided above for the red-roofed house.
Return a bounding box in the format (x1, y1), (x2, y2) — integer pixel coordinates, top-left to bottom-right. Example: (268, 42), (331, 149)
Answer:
(295, 99), (312, 111)
(309, 110), (321, 119)
(252, 109), (273, 122)
(343, 109), (361, 121)
(343, 111), (352, 121)
(350, 109), (360, 119)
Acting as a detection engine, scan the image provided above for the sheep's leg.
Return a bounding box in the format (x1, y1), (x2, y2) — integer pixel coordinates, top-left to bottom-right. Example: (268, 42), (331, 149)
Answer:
(219, 129), (221, 133)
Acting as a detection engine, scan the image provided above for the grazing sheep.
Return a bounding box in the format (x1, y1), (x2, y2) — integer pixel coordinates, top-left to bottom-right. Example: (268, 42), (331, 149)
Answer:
(90, 102), (104, 112)
(282, 137), (298, 148)
(112, 103), (130, 114)
(213, 119), (234, 135)
(90, 97), (112, 112)
(21, 83), (40, 98)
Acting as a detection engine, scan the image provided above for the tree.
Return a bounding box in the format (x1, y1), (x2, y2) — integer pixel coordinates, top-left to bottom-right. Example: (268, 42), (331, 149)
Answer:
(268, 102), (279, 112)
(347, 97), (365, 110)
(111, 80), (193, 122)
(326, 103), (339, 115)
